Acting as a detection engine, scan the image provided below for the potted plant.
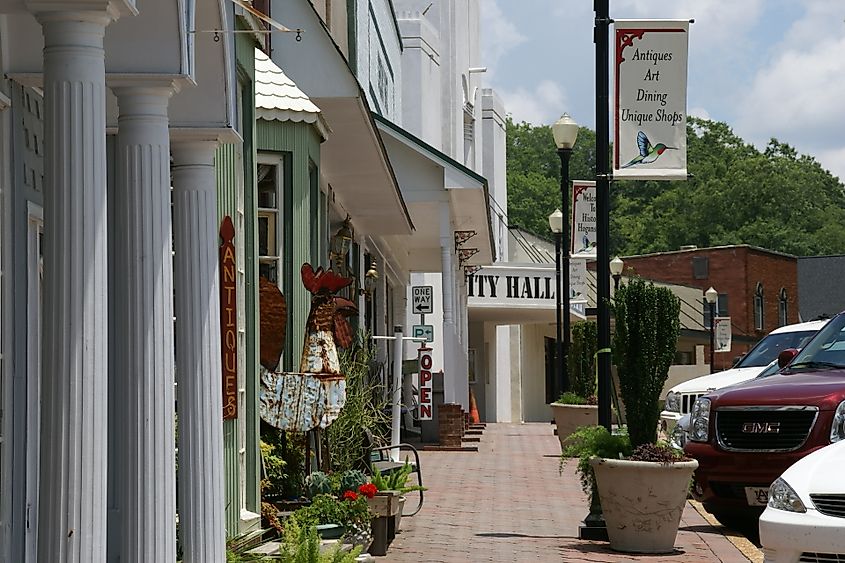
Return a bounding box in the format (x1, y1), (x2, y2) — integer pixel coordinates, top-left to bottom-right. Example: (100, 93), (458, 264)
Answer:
(589, 277), (698, 553)
(551, 321), (598, 447)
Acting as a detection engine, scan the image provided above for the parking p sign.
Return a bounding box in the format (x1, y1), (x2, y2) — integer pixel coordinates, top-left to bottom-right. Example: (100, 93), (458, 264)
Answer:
(412, 285), (433, 314)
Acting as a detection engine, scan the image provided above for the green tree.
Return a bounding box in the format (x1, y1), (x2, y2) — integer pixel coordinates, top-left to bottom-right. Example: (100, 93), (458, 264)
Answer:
(507, 116), (845, 257)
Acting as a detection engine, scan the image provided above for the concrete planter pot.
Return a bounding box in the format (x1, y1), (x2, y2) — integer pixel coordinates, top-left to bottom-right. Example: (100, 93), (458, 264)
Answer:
(550, 402), (598, 448)
(590, 457), (698, 553)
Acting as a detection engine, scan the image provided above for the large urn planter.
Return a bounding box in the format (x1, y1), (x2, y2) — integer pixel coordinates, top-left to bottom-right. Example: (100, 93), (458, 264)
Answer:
(551, 402), (598, 448)
(590, 457), (698, 553)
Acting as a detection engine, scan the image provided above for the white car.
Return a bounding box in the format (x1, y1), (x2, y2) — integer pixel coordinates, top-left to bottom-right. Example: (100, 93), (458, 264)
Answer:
(661, 320), (827, 443)
(759, 440), (845, 563)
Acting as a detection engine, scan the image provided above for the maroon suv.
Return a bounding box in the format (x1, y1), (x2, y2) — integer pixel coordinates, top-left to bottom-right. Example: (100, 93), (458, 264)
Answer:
(684, 312), (845, 525)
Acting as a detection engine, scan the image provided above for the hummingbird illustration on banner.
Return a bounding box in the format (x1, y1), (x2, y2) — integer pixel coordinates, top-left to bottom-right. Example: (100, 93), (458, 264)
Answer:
(621, 130), (675, 168)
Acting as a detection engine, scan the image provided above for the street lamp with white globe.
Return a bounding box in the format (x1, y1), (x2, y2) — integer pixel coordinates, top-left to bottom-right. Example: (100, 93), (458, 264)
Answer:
(551, 113), (578, 396)
(705, 286), (719, 373)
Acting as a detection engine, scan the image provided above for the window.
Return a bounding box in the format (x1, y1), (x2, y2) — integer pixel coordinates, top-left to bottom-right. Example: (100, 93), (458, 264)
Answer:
(754, 283), (765, 331)
(257, 160), (281, 283)
(779, 288), (788, 327)
(692, 256), (708, 279)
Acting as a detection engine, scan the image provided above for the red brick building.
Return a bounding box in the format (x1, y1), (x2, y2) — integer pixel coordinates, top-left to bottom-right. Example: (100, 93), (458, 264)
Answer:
(617, 245), (799, 371)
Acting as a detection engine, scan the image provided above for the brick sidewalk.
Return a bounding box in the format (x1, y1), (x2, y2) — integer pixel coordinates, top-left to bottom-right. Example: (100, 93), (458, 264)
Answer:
(376, 423), (758, 562)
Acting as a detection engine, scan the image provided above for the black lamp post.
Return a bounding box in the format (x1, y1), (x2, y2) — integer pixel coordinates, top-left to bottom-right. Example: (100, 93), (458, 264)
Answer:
(548, 209), (563, 399)
(552, 113), (579, 396)
(706, 286), (718, 374)
(610, 256), (624, 293)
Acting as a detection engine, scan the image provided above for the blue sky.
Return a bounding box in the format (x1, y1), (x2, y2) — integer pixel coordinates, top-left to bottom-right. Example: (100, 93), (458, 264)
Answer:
(481, 0), (845, 179)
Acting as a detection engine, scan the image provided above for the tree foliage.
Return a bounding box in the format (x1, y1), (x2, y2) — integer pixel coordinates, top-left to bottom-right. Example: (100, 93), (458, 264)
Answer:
(507, 116), (845, 256)
(612, 278), (680, 448)
(568, 320), (598, 400)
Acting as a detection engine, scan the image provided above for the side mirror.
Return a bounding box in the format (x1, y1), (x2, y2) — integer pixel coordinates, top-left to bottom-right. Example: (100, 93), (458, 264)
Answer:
(778, 348), (799, 368)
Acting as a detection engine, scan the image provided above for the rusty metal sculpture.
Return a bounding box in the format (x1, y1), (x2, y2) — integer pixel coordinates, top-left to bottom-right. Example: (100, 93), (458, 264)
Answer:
(259, 275), (287, 371)
(259, 263), (358, 432)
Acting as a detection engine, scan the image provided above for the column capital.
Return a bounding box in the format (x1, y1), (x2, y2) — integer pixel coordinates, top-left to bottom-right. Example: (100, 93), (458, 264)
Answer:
(109, 75), (182, 97)
(27, 1), (136, 20)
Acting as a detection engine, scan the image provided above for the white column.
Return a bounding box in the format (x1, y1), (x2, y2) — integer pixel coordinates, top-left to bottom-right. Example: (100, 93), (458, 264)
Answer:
(171, 139), (226, 563)
(36, 10), (112, 562)
(107, 83), (176, 562)
(439, 201), (457, 404)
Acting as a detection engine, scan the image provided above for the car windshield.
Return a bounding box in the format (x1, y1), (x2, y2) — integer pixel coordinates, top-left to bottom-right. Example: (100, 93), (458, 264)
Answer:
(736, 330), (819, 368)
(789, 315), (845, 370)
(755, 361), (782, 378)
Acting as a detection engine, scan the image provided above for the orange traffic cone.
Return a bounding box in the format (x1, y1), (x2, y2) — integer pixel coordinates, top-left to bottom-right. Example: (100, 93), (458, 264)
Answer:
(468, 387), (481, 424)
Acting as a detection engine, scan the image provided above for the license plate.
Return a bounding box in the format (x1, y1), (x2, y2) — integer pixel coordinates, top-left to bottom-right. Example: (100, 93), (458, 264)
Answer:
(745, 486), (769, 507)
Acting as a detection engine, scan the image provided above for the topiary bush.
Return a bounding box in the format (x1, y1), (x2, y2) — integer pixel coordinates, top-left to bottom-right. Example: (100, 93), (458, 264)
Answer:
(612, 277), (681, 449)
(568, 320), (598, 400)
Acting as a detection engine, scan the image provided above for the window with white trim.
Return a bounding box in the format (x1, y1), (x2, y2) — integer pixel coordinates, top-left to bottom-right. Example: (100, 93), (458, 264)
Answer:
(257, 160), (282, 284)
(754, 283), (765, 331)
(779, 288), (788, 327)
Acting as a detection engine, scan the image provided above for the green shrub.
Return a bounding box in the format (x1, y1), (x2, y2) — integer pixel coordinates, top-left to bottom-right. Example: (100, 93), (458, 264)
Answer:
(613, 278), (680, 448)
(568, 320), (598, 399)
(305, 472), (333, 498)
(337, 469), (367, 494)
(370, 460), (427, 494)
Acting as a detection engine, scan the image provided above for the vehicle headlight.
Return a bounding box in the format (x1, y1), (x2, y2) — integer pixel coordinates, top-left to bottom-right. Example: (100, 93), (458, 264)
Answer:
(768, 478), (806, 513)
(664, 391), (681, 413)
(830, 400), (845, 443)
(670, 422), (687, 449)
(689, 397), (711, 442)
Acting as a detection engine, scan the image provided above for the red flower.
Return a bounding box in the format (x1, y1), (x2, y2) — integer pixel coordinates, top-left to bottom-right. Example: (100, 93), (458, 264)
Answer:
(358, 483), (378, 499)
(342, 490), (358, 501)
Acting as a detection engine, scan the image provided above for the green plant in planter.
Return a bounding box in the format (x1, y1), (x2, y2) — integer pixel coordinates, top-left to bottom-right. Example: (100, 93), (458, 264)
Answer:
(279, 520), (362, 563)
(338, 469), (368, 494)
(305, 471), (333, 498)
(556, 391), (590, 405)
(568, 320), (598, 401)
(560, 425), (631, 501)
(612, 277), (681, 449)
(370, 460), (427, 494)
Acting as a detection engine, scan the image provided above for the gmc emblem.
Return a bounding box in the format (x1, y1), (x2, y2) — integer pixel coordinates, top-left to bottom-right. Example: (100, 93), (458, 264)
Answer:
(741, 422), (781, 434)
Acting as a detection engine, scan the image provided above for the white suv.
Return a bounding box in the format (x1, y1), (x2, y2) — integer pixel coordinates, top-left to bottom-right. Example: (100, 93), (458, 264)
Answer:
(661, 319), (827, 445)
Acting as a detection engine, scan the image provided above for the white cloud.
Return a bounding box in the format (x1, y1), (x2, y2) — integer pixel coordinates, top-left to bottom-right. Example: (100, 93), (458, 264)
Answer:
(736, 2), (845, 152)
(480, 0), (527, 79)
(498, 80), (569, 125)
(613, 0), (763, 46)
(815, 147), (845, 182)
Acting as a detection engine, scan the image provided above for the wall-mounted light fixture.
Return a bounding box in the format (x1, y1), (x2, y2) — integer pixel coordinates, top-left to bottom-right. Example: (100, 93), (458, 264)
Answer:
(330, 216), (353, 271)
(361, 260), (379, 297)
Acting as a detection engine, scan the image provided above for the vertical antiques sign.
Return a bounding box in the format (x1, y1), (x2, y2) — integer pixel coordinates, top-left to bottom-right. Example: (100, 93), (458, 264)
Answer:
(418, 347), (433, 420)
(220, 216), (238, 420)
(614, 20), (689, 180)
(571, 181), (597, 258)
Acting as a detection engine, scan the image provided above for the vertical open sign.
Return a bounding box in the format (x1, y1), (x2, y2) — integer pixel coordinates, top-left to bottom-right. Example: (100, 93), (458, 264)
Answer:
(418, 347), (433, 420)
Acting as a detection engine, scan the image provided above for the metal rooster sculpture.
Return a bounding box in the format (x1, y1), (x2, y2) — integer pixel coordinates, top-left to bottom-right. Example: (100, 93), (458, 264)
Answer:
(299, 263), (358, 376)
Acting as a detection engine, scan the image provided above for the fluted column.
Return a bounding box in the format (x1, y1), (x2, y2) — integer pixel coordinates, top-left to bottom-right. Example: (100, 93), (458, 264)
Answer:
(171, 139), (226, 563)
(36, 10), (112, 562)
(440, 200), (457, 404)
(107, 83), (177, 562)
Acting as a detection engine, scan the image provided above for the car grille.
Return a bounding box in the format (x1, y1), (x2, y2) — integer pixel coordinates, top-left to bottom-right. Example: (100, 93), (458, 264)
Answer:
(681, 393), (703, 415)
(811, 494), (845, 518)
(715, 407), (817, 452)
(800, 553), (845, 563)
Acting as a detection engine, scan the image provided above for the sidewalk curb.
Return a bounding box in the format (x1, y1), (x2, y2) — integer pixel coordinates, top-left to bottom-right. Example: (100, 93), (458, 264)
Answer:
(689, 500), (763, 563)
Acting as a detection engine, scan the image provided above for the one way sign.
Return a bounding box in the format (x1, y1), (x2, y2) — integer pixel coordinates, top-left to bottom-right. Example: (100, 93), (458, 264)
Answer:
(412, 285), (433, 314)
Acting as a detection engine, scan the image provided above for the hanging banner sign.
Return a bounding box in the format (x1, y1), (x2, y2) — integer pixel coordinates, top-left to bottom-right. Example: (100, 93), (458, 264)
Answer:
(571, 181), (597, 258)
(220, 216), (238, 420)
(418, 347), (433, 420)
(569, 258), (588, 303)
(714, 317), (732, 353)
(614, 19), (689, 180)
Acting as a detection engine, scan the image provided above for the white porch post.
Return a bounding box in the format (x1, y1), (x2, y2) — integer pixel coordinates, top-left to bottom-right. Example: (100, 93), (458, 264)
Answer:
(171, 139), (226, 563)
(36, 10), (113, 562)
(439, 200), (457, 404)
(108, 83), (177, 562)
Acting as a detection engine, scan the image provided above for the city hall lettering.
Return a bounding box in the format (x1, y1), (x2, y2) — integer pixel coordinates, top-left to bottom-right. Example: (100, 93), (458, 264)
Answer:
(467, 274), (555, 300)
